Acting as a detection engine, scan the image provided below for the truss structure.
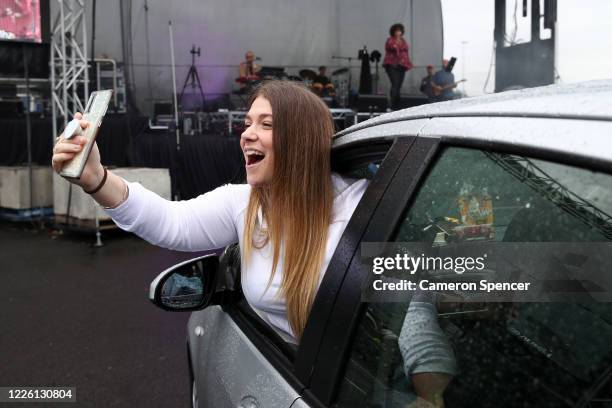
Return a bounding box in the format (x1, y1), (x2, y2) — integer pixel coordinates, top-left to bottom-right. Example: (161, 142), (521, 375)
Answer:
(50, 0), (89, 138)
(486, 152), (612, 239)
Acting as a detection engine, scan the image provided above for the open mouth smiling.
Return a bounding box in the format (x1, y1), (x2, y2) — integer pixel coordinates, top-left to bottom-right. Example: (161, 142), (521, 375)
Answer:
(245, 149), (265, 166)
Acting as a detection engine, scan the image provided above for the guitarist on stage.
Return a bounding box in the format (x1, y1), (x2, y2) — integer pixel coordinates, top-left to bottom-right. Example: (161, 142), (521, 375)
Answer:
(432, 58), (460, 102)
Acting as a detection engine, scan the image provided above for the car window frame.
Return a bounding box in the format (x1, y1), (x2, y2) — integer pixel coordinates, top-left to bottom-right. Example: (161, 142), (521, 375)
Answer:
(303, 136), (440, 407)
(221, 136), (412, 398)
(296, 137), (415, 382)
(305, 115), (612, 407)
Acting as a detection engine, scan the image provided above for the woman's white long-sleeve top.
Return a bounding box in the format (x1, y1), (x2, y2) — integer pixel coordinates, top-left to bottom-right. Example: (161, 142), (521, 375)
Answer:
(104, 173), (368, 343)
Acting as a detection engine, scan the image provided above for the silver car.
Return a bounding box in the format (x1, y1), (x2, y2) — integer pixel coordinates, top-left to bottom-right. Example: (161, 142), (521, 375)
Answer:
(150, 80), (612, 408)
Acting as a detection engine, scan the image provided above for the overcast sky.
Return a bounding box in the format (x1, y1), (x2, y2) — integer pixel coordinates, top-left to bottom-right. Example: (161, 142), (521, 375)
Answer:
(441, 0), (612, 96)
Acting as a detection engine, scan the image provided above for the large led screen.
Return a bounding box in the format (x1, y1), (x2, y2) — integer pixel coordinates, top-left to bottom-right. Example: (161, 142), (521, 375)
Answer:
(0, 0), (42, 42)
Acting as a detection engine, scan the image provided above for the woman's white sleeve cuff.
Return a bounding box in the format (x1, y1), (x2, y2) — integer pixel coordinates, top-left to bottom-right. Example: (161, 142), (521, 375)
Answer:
(103, 181), (148, 230)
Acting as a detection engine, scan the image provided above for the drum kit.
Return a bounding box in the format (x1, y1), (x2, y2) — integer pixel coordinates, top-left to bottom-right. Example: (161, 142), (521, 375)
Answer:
(235, 62), (352, 108)
(297, 67), (351, 107)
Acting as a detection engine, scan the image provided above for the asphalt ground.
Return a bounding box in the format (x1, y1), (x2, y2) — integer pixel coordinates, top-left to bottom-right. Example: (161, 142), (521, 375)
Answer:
(0, 220), (210, 407)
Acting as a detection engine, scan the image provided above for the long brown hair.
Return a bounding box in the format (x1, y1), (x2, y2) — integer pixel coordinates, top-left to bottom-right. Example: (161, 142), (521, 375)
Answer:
(243, 80), (334, 339)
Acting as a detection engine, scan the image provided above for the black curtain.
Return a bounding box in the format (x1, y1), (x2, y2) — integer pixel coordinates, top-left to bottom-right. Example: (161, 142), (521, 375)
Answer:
(131, 131), (244, 199)
(0, 117), (56, 165)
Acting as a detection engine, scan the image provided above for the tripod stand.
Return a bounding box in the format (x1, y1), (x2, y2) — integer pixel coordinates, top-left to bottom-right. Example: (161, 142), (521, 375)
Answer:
(179, 45), (205, 111)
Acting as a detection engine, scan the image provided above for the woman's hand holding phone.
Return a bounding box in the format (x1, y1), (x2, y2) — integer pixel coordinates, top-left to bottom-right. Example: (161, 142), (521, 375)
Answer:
(52, 112), (105, 191)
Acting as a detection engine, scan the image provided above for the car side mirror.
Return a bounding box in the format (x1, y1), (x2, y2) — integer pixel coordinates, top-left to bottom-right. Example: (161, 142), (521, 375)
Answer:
(149, 254), (219, 311)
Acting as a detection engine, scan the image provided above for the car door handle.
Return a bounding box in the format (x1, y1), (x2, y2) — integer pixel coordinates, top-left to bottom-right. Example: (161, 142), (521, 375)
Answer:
(238, 396), (259, 408)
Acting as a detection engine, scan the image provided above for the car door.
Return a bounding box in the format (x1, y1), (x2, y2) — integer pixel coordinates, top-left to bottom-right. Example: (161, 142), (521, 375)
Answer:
(304, 116), (612, 407)
(187, 136), (411, 408)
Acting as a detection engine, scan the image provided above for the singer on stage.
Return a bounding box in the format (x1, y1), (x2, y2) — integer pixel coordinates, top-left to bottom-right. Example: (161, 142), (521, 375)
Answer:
(383, 23), (413, 110)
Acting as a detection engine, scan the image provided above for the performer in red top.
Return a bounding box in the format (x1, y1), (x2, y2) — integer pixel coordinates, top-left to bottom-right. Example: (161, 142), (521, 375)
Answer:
(383, 23), (413, 110)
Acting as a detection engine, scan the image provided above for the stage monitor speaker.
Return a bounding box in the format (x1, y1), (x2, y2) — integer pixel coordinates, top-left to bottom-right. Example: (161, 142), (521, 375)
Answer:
(354, 94), (388, 112)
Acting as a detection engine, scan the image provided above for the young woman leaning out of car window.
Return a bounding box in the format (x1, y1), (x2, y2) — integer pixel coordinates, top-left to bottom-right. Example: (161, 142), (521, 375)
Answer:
(52, 80), (455, 406)
(51, 80), (367, 342)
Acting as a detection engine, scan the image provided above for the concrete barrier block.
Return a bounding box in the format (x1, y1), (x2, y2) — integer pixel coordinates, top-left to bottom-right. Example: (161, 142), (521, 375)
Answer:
(0, 166), (54, 209)
(53, 167), (171, 221)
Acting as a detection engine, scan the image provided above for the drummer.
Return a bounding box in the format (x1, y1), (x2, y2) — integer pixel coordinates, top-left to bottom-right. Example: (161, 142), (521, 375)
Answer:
(312, 66), (335, 96)
(238, 50), (262, 91)
(239, 50), (261, 78)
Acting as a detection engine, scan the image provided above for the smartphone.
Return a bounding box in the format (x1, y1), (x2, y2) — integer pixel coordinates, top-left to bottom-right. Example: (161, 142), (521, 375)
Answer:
(59, 90), (113, 179)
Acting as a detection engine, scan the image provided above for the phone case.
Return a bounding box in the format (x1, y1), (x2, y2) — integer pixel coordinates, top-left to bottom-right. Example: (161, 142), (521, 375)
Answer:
(59, 90), (113, 179)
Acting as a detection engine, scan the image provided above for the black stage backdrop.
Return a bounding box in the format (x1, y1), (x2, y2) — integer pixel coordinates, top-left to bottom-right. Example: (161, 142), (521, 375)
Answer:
(0, 116), (245, 199)
(131, 129), (245, 199)
(0, 117), (56, 166)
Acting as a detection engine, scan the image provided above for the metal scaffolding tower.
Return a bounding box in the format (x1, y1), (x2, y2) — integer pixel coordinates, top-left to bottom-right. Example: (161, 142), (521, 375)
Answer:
(486, 152), (612, 239)
(50, 0), (89, 138)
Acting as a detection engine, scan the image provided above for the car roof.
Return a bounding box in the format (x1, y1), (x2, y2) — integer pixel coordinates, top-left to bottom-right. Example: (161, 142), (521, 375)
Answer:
(333, 79), (612, 168)
(335, 79), (612, 136)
